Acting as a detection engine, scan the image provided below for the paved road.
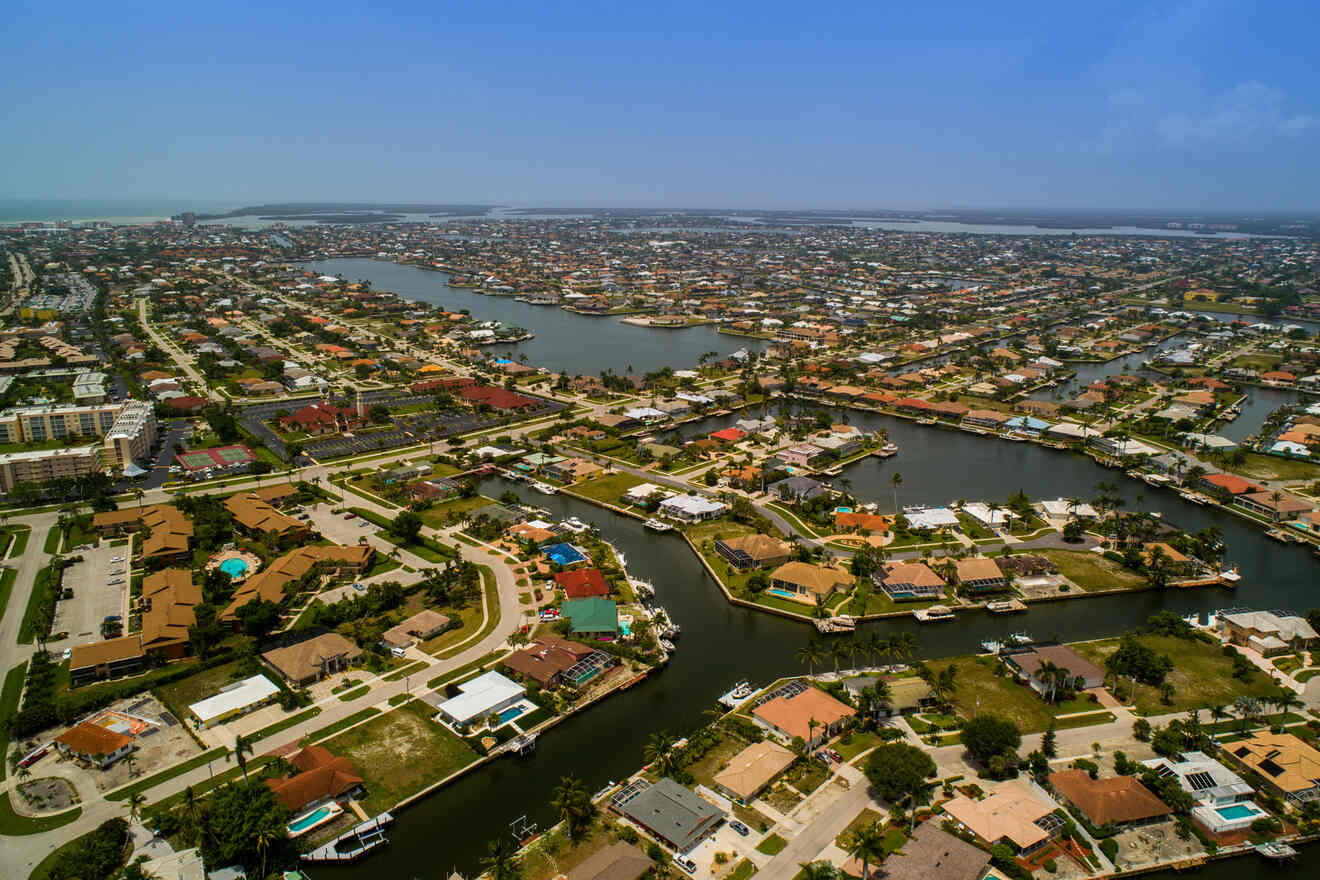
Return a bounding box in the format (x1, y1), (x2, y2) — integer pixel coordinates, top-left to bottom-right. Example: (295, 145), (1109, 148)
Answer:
(136, 296), (222, 402)
(756, 771), (877, 880)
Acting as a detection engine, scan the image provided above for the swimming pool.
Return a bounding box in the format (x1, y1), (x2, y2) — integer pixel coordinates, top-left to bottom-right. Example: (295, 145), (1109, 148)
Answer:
(767, 588), (800, 600)
(1215, 803), (1259, 820)
(287, 803), (341, 836)
(619, 618), (633, 637)
(543, 543), (588, 566)
(498, 705), (525, 724)
(218, 557), (249, 579)
(835, 506), (853, 514)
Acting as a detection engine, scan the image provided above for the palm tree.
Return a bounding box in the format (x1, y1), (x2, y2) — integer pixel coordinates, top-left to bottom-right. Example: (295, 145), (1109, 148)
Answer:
(483, 836), (523, 880)
(797, 861), (837, 880)
(864, 632), (887, 669)
(254, 824), (281, 880)
(892, 633), (918, 667)
(124, 753), (138, 779)
(796, 641), (827, 677)
(230, 734), (255, 781)
(551, 775), (596, 840)
(644, 731), (676, 775)
(845, 823), (886, 880)
(125, 791), (148, 823)
(890, 472), (903, 513)
(133, 487), (145, 510)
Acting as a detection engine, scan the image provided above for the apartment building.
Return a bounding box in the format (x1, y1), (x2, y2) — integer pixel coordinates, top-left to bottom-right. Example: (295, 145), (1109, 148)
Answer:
(0, 445), (101, 492)
(0, 399), (156, 473)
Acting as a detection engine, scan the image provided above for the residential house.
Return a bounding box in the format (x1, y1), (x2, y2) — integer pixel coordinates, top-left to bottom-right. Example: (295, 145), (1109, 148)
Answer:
(876, 562), (945, 601)
(714, 534), (791, 570)
(768, 561), (851, 600)
(262, 632), (363, 686)
(264, 745), (364, 814)
(1223, 732), (1320, 805)
(753, 686), (855, 748)
(658, 494), (727, 522)
(1003, 645), (1105, 694)
(1220, 611), (1318, 655)
(563, 597), (618, 638)
(1048, 770), (1171, 828)
(381, 609), (451, 650)
(869, 823), (988, 880)
(712, 741), (795, 803)
(942, 783), (1059, 855)
(54, 722), (134, 769)
(612, 778), (723, 852)
(952, 557), (1007, 594)
(502, 636), (604, 689)
(555, 568), (611, 599)
(566, 843), (653, 880)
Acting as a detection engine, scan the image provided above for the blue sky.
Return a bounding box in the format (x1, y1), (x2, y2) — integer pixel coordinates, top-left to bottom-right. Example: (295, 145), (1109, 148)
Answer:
(1, 0), (1317, 210)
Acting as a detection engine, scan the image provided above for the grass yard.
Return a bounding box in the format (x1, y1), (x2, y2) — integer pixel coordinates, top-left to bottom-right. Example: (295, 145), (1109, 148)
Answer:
(682, 731), (755, 789)
(1239, 453), (1320, 482)
(154, 660), (247, 715)
(1036, 549), (1147, 592)
(569, 472), (646, 505)
(0, 568), (17, 626)
(728, 860), (758, 880)
(925, 655), (1068, 734)
(424, 566), (500, 657)
(0, 791), (81, 836)
(834, 730), (884, 762)
(417, 494), (501, 529)
(761, 784), (802, 814)
(785, 760), (829, 794)
(834, 808), (885, 848)
(756, 833), (788, 855)
(322, 699), (479, 814)
(1072, 634), (1280, 715)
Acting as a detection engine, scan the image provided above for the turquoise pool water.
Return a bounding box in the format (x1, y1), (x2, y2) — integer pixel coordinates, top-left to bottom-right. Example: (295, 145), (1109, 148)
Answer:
(767, 588), (799, 600)
(1215, 803), (1259, 820)
(835, 506), (853, 514)
(499, 705), (524, 724)
(620, 620), (632, 637)
(288, 805), (334, 833)
(219, 558), (249, 579)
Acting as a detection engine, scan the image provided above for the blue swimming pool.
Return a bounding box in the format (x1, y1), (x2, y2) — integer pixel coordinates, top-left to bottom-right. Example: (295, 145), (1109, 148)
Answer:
(218, 558), (249, 579)
(498, 705), (524, 724)
(1215, 803), (1259, 820)
(288, 805), (335, 833)
(767, 588), (799, 600)
(544, 543), (588, 566)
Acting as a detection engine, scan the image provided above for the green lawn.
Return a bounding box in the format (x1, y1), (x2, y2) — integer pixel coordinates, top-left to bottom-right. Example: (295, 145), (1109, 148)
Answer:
(322, 699), (479, 814)
(1239, 453), (1320, 482)
(417, 494), (500, 529)
(105, 747), (226, 801)
(426, 566), (501, 658)
(154, 660), (247, 715)
(834, 730), (884, 762)
(42, 526), (60, 554)
(18, 561), (62, 644)
(3, 525), (30, 558)
(1036, 549), (1147, 592)
(926, 655), (1070, 734)
(756, 833), (788, 855)
(306, 707), (381, 742)
(1072, 634), (1281, 715)
(835, 808), (885, 848)
(337, 685), (370, 701)
(0, 791), (81, 835)
(250, 707), (322, 742)
(728, 860), (758, 880)
(0, 567), (17, 627)
(0, 661), (27, 781)
(569, 472), (646, 505)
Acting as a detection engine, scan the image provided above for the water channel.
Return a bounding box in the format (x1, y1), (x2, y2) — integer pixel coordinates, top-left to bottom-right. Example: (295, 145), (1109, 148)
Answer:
(299, 258), (768, 376)
(320, 418), (1318, 878)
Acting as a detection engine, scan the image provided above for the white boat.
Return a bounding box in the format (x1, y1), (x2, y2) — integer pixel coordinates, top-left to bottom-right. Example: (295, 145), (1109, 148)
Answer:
(643, 518), (673, 532)
(914, 605), (956, 622)
(981, 640), (1004, 654)
(630, 578), (655, 598)
(559, 516), (591, 533)
(875, 443), (899, 457)
(530, 481), (557, 495)
(659, 639), (676, 653)
(718, 680), (756, 709)
(1255, 841), (1297, 860)
(1219, 567), (1242, 584)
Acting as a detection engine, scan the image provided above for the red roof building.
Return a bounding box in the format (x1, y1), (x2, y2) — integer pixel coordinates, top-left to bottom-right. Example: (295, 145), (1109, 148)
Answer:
(710, 427), (747, 443)
(555, 568), (610, 599)
(264, 745), (364, 813)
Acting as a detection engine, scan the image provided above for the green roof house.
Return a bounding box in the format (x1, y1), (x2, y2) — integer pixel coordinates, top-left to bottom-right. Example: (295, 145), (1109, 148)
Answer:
(563, 597), (618, 637)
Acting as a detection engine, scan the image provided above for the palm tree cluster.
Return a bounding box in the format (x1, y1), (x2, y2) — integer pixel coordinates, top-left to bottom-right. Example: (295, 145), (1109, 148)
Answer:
(794, 633), (919, 678)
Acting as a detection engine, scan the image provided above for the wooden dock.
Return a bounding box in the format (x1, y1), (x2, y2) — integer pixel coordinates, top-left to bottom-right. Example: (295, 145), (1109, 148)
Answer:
(302, 812), (393, 863)
(986, 598), (1028, 614)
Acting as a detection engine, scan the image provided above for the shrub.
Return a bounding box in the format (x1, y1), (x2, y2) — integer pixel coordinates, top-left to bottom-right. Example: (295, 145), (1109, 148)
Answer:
(1042, 858), (1057, 873)
(1099, 838), (1119, 860)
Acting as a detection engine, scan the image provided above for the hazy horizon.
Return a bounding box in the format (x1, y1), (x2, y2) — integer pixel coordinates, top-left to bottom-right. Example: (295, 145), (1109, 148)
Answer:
(3, 0), (1318, 212)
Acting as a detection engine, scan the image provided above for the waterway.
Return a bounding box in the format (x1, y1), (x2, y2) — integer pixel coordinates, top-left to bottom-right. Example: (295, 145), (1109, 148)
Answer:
(1216, 386), (1304, 444)
(320, 410), (1318, 877)
(298, 258), (768, 376)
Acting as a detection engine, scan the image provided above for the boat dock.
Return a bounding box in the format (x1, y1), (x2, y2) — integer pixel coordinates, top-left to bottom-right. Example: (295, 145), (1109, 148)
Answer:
(914, 605), (957, 623)
(302, 812), (394, 863)
(985, 598), (1027, 614)
(814, 616), (856, 634)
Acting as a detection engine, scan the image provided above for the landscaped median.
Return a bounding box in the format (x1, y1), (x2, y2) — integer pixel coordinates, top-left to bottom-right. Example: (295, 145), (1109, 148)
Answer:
(427, 565), (502, 658)
(250, 707), (323, 741)
(347, 506), (459, 562)
(0, 792), (81, 836)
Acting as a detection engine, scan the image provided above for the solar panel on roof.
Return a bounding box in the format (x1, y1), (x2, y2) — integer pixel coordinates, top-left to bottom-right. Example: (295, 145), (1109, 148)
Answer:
(1186, 771), (1217, 790)
(1155, 765), (1176, 778)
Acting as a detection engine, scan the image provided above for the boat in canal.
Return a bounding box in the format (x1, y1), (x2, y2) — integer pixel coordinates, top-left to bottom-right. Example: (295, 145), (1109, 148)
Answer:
(874, 443), (899, 457)
(814, 615), (856, 634)
(914, 604), (957, 622)
(1254, 841), (1298, 860)
(718, 680), (756, 709)
(1219, 566), (1242, 584)
(530, 481), (558, 495)
(643, 518), (673, 532)
(985, 598), (1028, 614)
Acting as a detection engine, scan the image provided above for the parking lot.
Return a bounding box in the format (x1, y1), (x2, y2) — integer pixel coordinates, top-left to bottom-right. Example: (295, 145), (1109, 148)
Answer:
(49, 540), (130, 647)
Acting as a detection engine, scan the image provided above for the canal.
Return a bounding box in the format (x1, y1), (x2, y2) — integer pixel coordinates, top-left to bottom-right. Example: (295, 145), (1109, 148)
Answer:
(299, 258), (768, 376)
(321, 409), (1318, 877)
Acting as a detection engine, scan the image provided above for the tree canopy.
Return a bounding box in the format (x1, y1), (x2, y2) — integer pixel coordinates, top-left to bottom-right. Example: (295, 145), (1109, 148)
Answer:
(961, 714), (1022, 764)
(863, 742), (936, 801)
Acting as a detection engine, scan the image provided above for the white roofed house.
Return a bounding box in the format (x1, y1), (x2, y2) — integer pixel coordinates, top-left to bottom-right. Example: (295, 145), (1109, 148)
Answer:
(188, 675), (280, 729)
(1220, 611), (1318, 656)
(659, 494), (728, 522)
(430, 670), (526, 729)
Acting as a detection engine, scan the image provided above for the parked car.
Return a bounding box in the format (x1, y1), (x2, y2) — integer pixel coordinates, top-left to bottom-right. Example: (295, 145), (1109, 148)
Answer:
(344, 513), (356, 520)
(729, 820), (750, 837)
(676, 857), (698, 875)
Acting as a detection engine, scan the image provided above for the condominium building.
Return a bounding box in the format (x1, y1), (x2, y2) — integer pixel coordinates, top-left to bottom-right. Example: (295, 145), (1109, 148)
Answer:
(0, 445), (101, 492)
(0, 400), (156, 471)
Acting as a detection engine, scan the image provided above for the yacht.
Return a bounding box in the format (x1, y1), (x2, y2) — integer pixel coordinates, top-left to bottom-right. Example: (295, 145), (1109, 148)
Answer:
(530, 481), (557, 495)
(718, 681), (756, 709)
(643, 518), (673, 532)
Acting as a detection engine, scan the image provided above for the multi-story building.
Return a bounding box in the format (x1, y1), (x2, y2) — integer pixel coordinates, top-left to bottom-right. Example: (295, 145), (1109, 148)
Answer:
(0, 445), (101, 492)
(0, 400), (156, 473)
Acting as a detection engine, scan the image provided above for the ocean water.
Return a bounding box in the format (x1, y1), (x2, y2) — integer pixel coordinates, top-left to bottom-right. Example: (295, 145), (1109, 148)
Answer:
(0, 198), (238, 225)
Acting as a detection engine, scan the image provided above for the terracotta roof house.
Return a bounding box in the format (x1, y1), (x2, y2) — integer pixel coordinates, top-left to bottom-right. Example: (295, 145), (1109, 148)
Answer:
(262, 632), (363, 685)
(1237, 490), (1313, 522)
(92, 504), (194, 563)
(714, 534), (792, 570)
(769, 562), (851, 600)
(264, 745), (364, 813)
(877, 562), (945, 601)
(280, 401), (360, 435)
(1049, 770), (1171, 827)
(833, 511), (891, 533)
(1225, 732), (1320, 805)
(871, 822), (988, 880)
(502, 636), (599, 688)
(566, 843), (653, 880)
(712, 740), (796, 803)
(1197, 472), (1265, 496)
(753, 686), (855, 748)
(953, 557), (1007, 594)
(55, 722), (134, 768)
(942, 783), (1058, 853)
(554, 568), (611, 599)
